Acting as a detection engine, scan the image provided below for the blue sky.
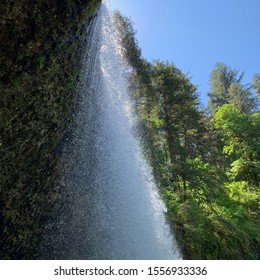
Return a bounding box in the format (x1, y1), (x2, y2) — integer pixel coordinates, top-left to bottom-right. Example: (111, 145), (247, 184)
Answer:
(109, 0), (260, 106)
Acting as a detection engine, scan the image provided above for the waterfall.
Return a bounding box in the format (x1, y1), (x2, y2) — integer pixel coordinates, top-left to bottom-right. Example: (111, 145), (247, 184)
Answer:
(57, 1), (181, 260)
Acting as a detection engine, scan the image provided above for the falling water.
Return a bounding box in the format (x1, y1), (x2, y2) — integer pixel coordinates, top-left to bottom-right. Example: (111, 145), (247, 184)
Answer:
(57, 1), (181, 260)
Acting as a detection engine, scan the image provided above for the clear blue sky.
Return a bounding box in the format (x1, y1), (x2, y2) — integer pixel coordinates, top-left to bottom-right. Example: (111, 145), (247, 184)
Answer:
(109, 0), (260, 106)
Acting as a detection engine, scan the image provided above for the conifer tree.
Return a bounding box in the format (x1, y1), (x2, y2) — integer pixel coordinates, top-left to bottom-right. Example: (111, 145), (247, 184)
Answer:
(208, 63), (257, 115)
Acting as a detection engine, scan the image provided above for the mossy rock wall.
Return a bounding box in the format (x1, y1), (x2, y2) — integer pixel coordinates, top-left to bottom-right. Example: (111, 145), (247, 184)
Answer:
(0, 0), (101, 259)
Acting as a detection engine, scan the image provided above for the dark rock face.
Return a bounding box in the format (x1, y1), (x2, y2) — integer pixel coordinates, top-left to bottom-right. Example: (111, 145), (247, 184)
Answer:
(0, 0), (101, 259)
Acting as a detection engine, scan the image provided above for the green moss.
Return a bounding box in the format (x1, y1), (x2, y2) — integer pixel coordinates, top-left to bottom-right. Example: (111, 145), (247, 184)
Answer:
(37, 56), (45, 69)
(0, 0), (101, 259)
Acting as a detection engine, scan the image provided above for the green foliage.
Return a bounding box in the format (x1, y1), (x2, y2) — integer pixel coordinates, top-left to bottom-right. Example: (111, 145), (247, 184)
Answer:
(208, 63), (258, 115)
(253, 74), (260, 98)
(164, 185), (259, 259)
(1, 0), (102, 259)
(113, 11), (142, 71)
(114, 13), (260, 259)
(37, 56), (45, 69)
(208, 63), (242, 114)
(213, 104), (260, 185)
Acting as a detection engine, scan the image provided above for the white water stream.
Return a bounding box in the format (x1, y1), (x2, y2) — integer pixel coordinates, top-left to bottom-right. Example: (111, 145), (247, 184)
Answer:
(57, 1), (181, 260)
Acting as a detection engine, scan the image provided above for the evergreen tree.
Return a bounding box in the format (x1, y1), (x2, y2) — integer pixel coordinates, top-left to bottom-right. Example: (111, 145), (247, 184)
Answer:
(228, 83), (257, 114)
(208, 63), (257, 115)
(112, 11), (259, 259)
(151, 61), (201, 196)
(253, 74), (260, 100)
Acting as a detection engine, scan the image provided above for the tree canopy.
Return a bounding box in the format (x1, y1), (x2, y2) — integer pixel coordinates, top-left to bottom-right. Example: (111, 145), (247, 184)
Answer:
(113, 11), (259, 259)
